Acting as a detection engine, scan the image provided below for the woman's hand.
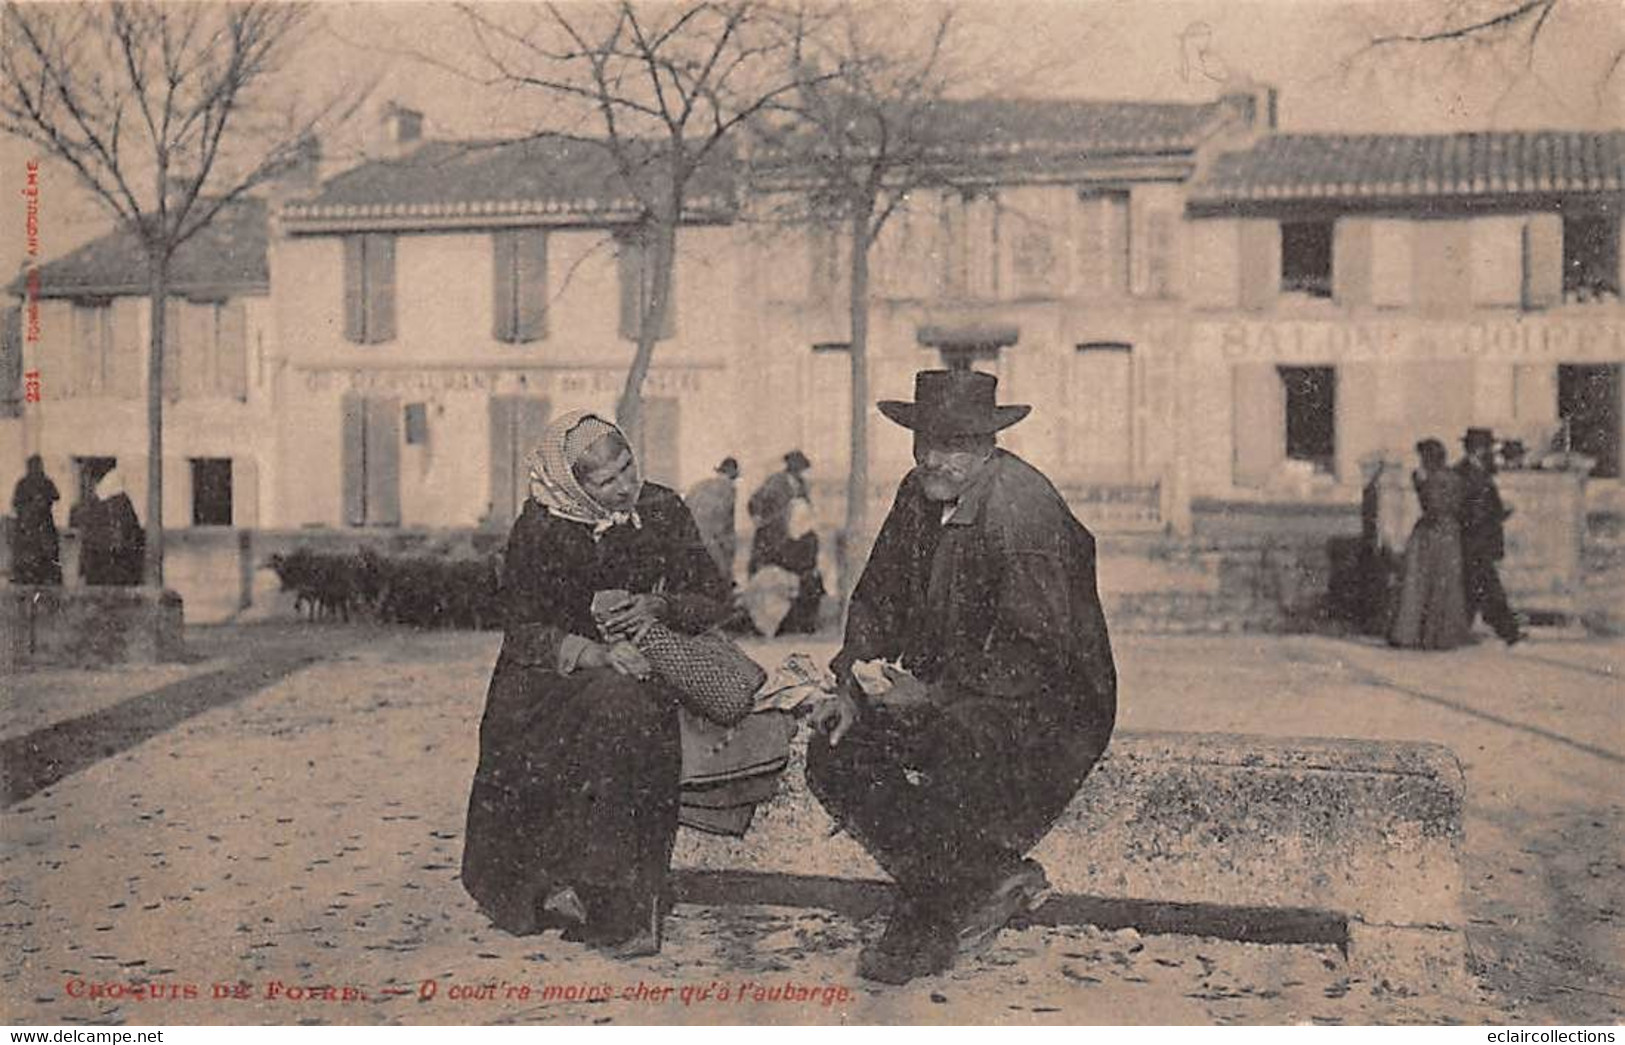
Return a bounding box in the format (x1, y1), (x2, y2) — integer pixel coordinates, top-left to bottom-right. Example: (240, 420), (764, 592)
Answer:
(599, 594), (668, 641)
(605, 640), (653, 680)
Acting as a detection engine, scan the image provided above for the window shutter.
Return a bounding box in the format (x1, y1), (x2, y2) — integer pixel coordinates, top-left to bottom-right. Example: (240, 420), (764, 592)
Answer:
(488, 395), (517, 525)
(1414, 220), (1471, 311)
(363, 234), (396, 343)
(182, 302), (211, 399)
(1370, 221), (1413, 307)
(68, 305), (91, 398)
(365, 396), (401, 525)
(1521, 213), (1563, 310)
(641, 396), (681, 488)
(491, 231), (518, 342)
(342, 236), (366, 343)
(1333, 218), (1373, 308)
(1145, 210), (1177, 299)
(1471, 216), (1523, 307)
(111, 298), (141, 398)
(515, 229), (548, 341)
(341, 393), (367, 526)
(1238, 219), (1279, 311)
(1232, 362), (1285, 488)
(1336, 362), (1378, 482)
(218, 301), (247, 400)
(0, 306), (20, 417)
(618, 233), (641, 340)
(1513, 364), (1558, 424)
(1187, 219), (1240, 310)
(232, 454), (259, 528)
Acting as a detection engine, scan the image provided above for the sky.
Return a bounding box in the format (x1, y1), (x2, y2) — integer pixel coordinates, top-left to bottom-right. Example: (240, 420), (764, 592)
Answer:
(4, 0), (1623, 281)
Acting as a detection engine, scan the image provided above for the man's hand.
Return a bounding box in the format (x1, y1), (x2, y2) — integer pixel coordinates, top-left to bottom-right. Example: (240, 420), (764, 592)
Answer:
(813, 689), (861, 747)
(600, 594), (668, 641)
(872, 663), (931, 707)
(605, 640), (653, 680)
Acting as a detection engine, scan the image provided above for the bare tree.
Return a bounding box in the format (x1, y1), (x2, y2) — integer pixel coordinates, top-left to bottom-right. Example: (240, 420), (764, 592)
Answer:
(752, 2), (960, 604)
(1, 1), (366, 587)
(450, 0), (825, 448)
(1348, 0), (1624, 114)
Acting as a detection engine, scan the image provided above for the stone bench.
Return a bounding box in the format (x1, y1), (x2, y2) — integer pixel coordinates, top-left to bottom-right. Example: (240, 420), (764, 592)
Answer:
(673, 728), (1468, 993)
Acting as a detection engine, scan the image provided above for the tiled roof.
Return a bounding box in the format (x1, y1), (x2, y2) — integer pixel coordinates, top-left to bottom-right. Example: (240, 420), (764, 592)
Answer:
(11, 198), (268, 299)
(914, 98), (1231, 155)
(283, 138), (736, 229)
(1193, 131), (1625, 203)
(753, 97), (1234, 166)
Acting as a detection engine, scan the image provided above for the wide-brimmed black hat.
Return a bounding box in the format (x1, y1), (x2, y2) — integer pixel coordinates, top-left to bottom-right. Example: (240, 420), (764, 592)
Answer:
(878, 370), (1030, 435)
(1462, 427), (1496, 449)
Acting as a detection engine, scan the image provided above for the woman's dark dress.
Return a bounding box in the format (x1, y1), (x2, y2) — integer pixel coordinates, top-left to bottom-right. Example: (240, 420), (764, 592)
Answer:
(460, 483), (731, 938)
(1388, 469), (1470, 650)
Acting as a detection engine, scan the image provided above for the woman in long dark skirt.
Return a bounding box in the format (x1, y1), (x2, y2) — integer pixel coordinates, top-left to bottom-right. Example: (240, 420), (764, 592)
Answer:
(1388, 438), (1470, 650)
(461, 410), (731, 956)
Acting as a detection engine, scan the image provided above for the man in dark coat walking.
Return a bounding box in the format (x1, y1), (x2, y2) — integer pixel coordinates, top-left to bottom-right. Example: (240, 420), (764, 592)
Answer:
(747, 450), (823, 634)
(807, 369), (1117, 984)
(1455, 427), (1523, 646)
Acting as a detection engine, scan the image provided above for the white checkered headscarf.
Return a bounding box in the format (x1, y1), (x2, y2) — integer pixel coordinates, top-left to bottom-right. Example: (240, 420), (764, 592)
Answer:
(526, 409), (642, 537)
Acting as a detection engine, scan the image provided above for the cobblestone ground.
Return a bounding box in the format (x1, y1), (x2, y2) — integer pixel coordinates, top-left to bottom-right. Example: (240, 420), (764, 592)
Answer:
(1, 624), (1617, 1025)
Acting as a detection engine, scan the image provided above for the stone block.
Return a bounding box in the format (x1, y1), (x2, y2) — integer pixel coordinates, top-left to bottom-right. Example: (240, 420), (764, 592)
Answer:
(2, 585), (184, 669)
(674, 728), (1467, 992)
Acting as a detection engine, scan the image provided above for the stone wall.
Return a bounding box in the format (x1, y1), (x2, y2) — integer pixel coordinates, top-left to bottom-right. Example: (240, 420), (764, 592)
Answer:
(2, 585), (184, 670)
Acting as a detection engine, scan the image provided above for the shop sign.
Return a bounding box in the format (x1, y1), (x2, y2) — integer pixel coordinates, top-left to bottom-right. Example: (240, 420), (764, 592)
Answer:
(301, 367), (706, 396)
(1201, 317), (1624, 362)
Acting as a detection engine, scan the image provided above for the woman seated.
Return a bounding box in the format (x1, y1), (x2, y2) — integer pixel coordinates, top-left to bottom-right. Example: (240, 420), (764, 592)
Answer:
(460, 410), (732, 957)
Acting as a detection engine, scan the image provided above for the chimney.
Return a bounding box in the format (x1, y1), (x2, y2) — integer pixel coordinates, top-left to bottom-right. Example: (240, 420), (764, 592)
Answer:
(1219, 82), (1278, 131)
(378, 102), (425, 158)
(270, 133), (323, 206)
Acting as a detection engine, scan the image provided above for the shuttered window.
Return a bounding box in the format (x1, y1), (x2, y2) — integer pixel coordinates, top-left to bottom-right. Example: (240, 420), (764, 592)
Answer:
(617, 230), (676, 342)
(341, 394), (401, 526)
(71, 300), (114, 397)
(641, 396), (681, 489)
(1075, 191), (1130, 298)
(342, 234), (398, 344)
(164, 299), (248, 401)
(1143, 210), (1177, 299)
(1412, 220), (1472, 311)
(1232, 362), (1284, 488)
(1521, 214), (1563, 310)
(492, 229), (549, 343)
(488, 396), (551, 526)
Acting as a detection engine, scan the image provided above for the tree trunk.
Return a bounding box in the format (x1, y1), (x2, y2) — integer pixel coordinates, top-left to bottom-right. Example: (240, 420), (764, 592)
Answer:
(144, 245), (167, 588)
(616, 213), (679, 457)
(840, 205), (874, 610)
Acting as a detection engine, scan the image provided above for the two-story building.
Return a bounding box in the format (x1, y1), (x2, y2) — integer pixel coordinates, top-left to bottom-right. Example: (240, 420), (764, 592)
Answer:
(3, 198), (277, 536)
(741, 93), (1269, 531)
(1179, 131), (1622, 514)
(270, 134), (744, 530)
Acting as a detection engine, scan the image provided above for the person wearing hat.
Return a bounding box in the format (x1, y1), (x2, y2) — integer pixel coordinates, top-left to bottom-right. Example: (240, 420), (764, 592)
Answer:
(746, 449), (824, 634)
(685, 457), (741, 581)
(807, 369), (1118, 984)
(1455, 427), (1523, 646)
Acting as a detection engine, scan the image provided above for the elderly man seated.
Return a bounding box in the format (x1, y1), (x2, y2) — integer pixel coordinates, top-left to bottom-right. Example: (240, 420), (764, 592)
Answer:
(809, 369), (1118, 984)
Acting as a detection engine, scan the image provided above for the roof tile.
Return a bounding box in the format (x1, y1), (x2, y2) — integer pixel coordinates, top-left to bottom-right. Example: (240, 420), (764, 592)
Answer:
(1194, 131), (1625, 203)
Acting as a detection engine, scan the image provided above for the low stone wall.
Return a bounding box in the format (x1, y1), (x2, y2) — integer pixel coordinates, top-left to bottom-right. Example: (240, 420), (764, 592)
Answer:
(2, 585), (184, 670)
(1097, 535), (1337, 634)
(674, 728), (1469, 993)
